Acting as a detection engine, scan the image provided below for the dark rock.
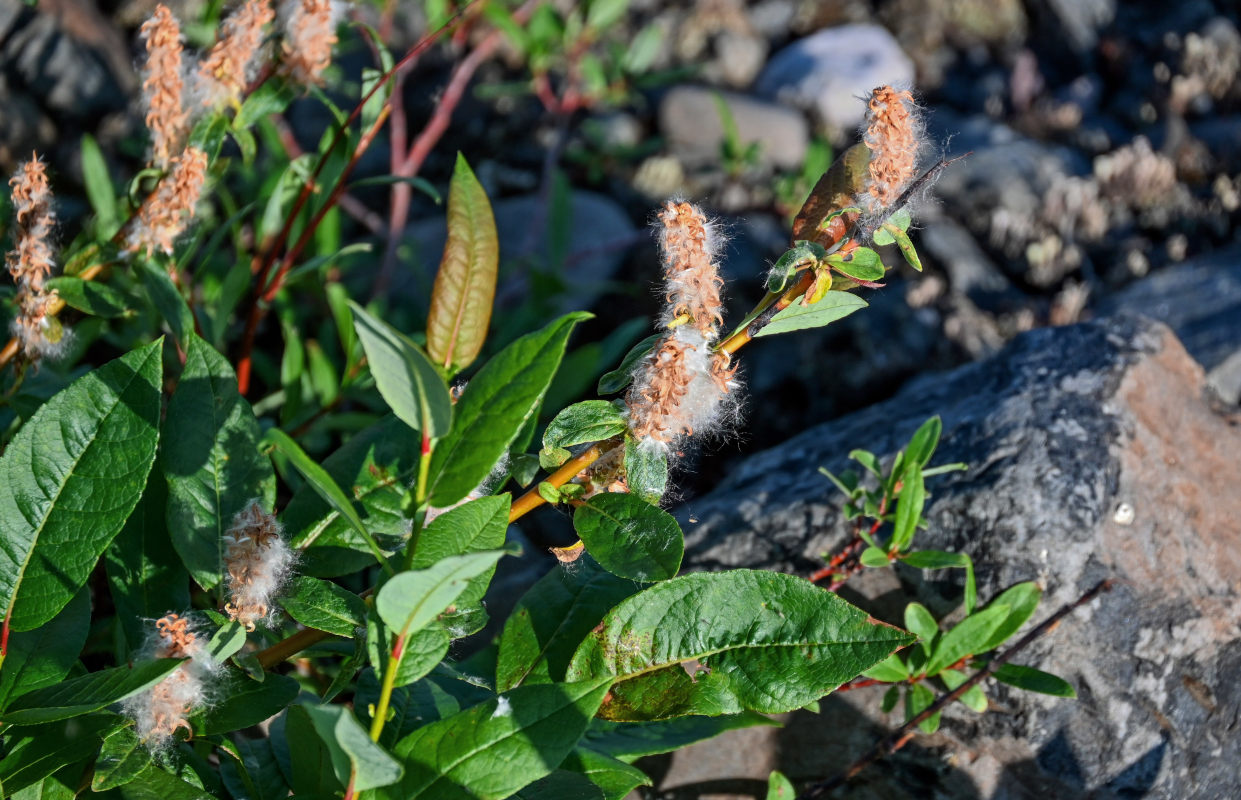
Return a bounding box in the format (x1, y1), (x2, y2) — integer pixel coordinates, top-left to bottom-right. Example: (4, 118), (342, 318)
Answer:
(918, 214), (1016, 310)
(666, 313), (1241, 798)
(658, 86), (809, 170)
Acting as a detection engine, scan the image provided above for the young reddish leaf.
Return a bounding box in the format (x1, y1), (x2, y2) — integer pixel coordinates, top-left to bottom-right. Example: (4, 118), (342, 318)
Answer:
(426, 154), (499, 375)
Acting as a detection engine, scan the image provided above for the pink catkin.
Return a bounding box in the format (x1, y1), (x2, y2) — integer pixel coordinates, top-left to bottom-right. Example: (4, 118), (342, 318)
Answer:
(858, 85), (922, 218)
(199, 0), (275, 108)
(140, 5), (189, 168)
(127, 147), (209, 257)
(6, 157), (60, 358)
(279, 0), (339, 86)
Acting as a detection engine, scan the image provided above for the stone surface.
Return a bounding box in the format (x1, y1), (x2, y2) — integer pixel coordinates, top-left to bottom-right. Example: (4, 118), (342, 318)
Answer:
(659, 314), (1241, 798)
(755, 24), (915, 129)
(658, 86), (810, 170)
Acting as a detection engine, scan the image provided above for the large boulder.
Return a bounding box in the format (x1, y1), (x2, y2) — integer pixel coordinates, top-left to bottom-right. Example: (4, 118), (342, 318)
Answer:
(654, 313), (1241, 798)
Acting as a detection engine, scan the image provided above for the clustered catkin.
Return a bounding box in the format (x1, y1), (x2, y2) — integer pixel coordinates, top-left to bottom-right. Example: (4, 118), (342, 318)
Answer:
(198, 0), (276, 109)
(140, 5), (189, 169)
(122, 613), (219, 749)
(279, 0), (342, 86)
(626, 202), (737, 454)
(5, 158), (61, 359)
(857, 85), (924, 222)
(223, 500), (295, 631)
(126, 146), (209, 257)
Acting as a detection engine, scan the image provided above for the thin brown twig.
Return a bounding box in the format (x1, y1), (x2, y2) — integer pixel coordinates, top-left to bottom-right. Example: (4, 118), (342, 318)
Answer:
(798, 579), (1115, 799)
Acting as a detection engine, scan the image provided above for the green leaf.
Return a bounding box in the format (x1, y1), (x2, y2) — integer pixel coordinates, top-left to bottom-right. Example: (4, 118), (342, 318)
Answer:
(573, 493), (683, 582)
(284, 415), (419, 577)
(581, 712), (778, 763)
(377, 678), (612, 800)
(597, 333), (659, 395)
(92, 725), (151, 791)
(281, 576), (366, 637)
(278, 705), (344, 796)
(0, 714), (124, 795)
(540, 446), (571, 470)
(258, 155), (313, 248)
(904, 602), (939, 658)
(81, 134), (118, 236)
(826, 247), (885, 282)
(544, 401), (628, 450)
(206, 620), (247, 663)
(104, 471), (191, 651)
(43, 276), (128, 317)
(264, 427), (393, 575)
(890, 224), (922, 271)
(861, 653), (908, 682)
(859, 546), (890, 568)
(1, 660), (182, 725)
(622, 23), (663, 73)
(898, 549), (966, 569)
(890, 463), (925, 552)
(235, 80), (295, 129)
(923, 604), (1011, 677)
(496, 557), (642, 691)
(426, 154), (499, 374)
(624, 435), (668, 503)
(0, 589), (88, 710)
(904, 417), (941, 469)
(350, 302), (453, 438)
(347, 175), (441, 204)
(906, 682), (939, 734)
(164, 334), (274, 590)
(509, 770), (603, 800)
(113, 763), (216, 799)
(849, 449), (881, 476)
(195, 672), (299, 736)
(767, 770), (797, 799)
(586, 0), (626, 30)
(367, 620), (451, 690)
(304, 704), (404, 792)
(756, 291), (868, 337)
(0, 340), (162, 632)
(880, 685), (900, 713)
(976, 582), (1041, 653)
(991, 663), (1076, 697)
(939, 668), (987, 712)
(413, 495), (511, 612)
(560, 748), (650, 800)
(429, 312), (591, 506)
(375, 551), (507, 639)
(137, 262), (193, 347)
(221, 733), (288, 800)
(567, 570), (913, 720)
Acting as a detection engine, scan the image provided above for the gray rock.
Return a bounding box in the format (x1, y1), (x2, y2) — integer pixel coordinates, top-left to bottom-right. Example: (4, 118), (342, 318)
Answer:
(755, 24), (915, 130)
(665, 314), (1241, 798)
(658, 86), (809, 170)
(1038, 0), (1116, 52)
(918, 214), (1014, 308)
(1098, 246), (1241, 404)
(705, 30), (768, 89)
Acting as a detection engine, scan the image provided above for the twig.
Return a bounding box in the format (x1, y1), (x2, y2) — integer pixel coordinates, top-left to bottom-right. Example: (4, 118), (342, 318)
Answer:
(798, 579), (1115, 799)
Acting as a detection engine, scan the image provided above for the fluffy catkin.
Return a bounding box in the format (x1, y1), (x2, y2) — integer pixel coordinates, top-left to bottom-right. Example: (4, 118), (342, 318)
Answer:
(140, 4), (189, 168)
(278, 0), (340, 85)
(198, 0), (275, 108)
(858, 85), (923, 220)
(223, 500), (295, 631)
(626, 201), (737, 451)
(6, 157), (61, 359)
(122, 613), (219, 750)
(127, 146), (209, 257)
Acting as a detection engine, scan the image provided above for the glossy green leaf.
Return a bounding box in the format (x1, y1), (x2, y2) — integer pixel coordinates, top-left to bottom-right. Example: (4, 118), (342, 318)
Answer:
(0, 340), (162, 632)
(414, 495), (511, 613)
(164, 334), (274, 590)
(43, 276), (128, 317)
(939, 668), (987, 712)
(206, 620), (247, 664)
(560, 748), (650, 800)
(350, 302), (453, 438)
(976, 582), (1041, 653)
(890, 463), (925, 552)
(568, 570), (913, 720)
(757, 290), (868, 338)
(898, 549), (966, 569)
(426, 154), (499, 374)
(496, 557), (642, 692)
(377, 678), (612, 800)
(904, 602), (939, 658)
(113, 763), (215, 799)
(279, 705), (344, 796)
(0, 714), (124, 795)
(0, 589), (88, 710)
(624, 435), (668, 503)
(580, 712), (778, 763)
(429, 312), (591, 506)
(281, 576), (366, 637)
(859, 546), (890, 568)
(904, 417), (942, 468)
(304, 704), (403, 792)
(367, 617), (451, 689)
(544, 401), (628, 451)
(880, 685), (900, 712)
(767, 770), (797, 799)
(991, 663), (1076, 698)
(376, 551), (507, 640)
(263, 427), (392, 574)
(104, 471), (190, 651)
(861, 653), (909, 682)
(906, 682), (939, 734)
(81, 134), (118, 236)
(92, 725), (151, 791)
(195, 672), (299, 736)
(137, 262), (192, 347)
(509, 770), (602, 800)
(220, 734), (289, 800)
(597, 333), (659, 395)
(827, 247), (884, 282)
(923, 604), (1011, 677)
(573, 493), (683, 582)
(890, 224), (922, 271)
(284, 415), (419, 577)
(1, 659), (181, 725)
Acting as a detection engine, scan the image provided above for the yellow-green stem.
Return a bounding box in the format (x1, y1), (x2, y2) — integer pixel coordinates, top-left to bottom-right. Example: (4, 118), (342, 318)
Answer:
(369, 632), (404, 741)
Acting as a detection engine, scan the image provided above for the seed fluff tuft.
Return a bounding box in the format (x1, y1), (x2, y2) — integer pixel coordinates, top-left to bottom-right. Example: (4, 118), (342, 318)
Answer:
(122, 613), (221, 751)
(278, 0), (342, 86)
(223, 499), (295, 631)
